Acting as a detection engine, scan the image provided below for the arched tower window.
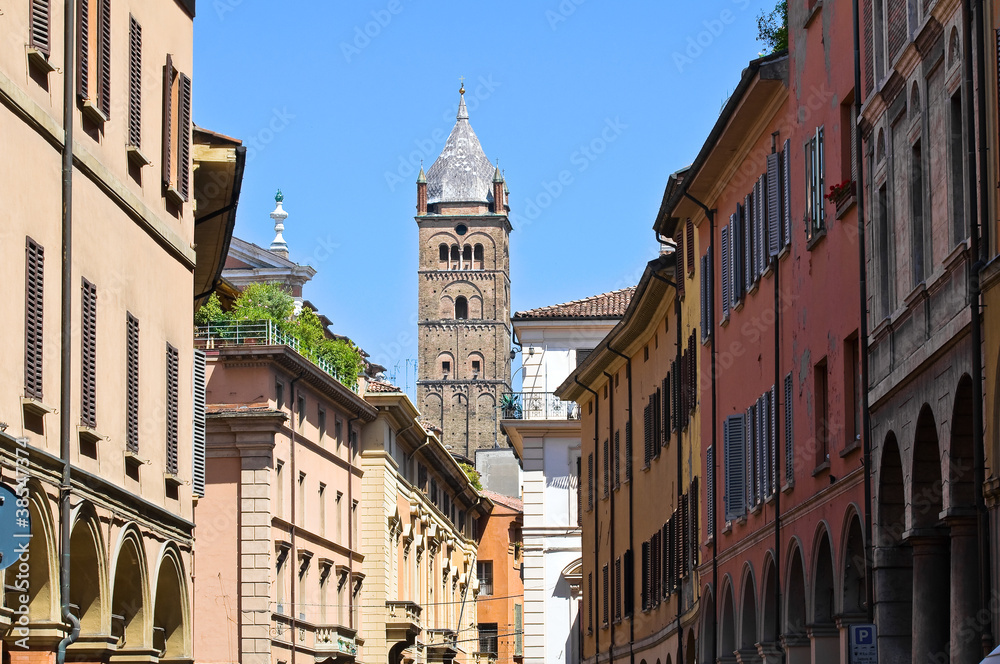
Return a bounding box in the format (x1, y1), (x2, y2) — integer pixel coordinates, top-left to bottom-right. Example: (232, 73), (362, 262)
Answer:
(455, 296), (468, 320)
(439, 244), (449, 269)
(474, 244), (484, 269)
(450, 245), (460, 270)
(463, 245), (472, 265)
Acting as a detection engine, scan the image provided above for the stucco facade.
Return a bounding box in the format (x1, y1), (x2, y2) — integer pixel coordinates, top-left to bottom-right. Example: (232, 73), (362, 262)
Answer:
(474, 492), (523, 664)
(357, 390), (490, 664)
(0, 2), (208, 664)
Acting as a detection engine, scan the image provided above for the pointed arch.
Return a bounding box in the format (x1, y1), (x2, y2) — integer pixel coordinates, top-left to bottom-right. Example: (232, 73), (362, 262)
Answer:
(110, 523), (152, 649)
(949, 374), (975, 509)
(719, 576), (736, 659)
(698, 586), (715, 664)
(760, 551), (778, 645)
(784, 540), (807, 636)
(876, 432), (905, 546)
(811, 524), (836, 624)
(910, 404), (942, 529)
(841, 507), (866, 617)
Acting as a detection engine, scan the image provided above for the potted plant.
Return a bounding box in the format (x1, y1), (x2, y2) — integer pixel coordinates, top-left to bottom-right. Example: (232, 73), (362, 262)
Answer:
(826, 179), (856, 218)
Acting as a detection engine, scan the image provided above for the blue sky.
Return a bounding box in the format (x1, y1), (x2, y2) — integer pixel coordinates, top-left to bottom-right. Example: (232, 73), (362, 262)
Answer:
(194, 0), (773, 392)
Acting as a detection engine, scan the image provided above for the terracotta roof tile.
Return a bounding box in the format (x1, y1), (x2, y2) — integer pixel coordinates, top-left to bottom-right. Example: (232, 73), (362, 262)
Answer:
(366, 380), (402, 394)
(513, 287), (636, 320)
(482, 489), (523, 512)
(206, 402), (276, 415)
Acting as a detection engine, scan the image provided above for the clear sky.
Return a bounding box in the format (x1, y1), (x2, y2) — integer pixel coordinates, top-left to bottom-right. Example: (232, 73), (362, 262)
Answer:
(194, 0), (774, 392)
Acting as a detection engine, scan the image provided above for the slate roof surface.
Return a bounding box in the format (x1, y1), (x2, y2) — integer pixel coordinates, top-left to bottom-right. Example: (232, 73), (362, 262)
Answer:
(426, 94), (496, 204)
(481, 489), (523, 512)
(513, 287), (637, 321)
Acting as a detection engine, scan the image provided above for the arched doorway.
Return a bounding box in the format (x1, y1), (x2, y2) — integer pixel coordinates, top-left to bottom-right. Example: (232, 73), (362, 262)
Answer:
(949, 374), (980, 663)
(841, 511), (866, 618)
(737, 567), (757, 661)
(4, 481), (57, 624)
(783, 544), (808, 664)
(760, 554), (778, 651)
(719, 580), (736, 662)
(873, 432), (912, 662)
(111, 527), (149, 650)
(811, 527), (839, 661)
(909, 405), (949, 662)
(698, 587), (715, 664)
(70, 505), (108, 637)
(153, 547), (189, 661)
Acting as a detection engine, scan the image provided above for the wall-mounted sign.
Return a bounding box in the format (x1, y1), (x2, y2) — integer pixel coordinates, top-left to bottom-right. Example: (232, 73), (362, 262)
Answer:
(849, 624), (878, 664)
(0, 482), (32, 571)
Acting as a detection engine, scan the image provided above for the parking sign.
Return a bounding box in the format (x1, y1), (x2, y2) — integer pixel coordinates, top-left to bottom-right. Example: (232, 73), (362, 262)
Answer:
(849, 624), (878, 664)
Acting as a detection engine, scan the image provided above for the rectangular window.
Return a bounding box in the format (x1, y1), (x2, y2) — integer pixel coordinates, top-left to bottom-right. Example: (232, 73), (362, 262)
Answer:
(442, 360), (450, 376)
(127, 15), (142, 148)
(767, 152), (782, 256)
(576, 456), (582, 525)
(911, 139), (926, 284)
(162, 55), (192, 202)
(805, 126), (826, 237)
(276, 461), (285, 519)
(662, 376), (670, 445)
(515, 603), (523, 656)
(784, 372), (794, 484)
(166, 344), (179, 475)
(297, 394), (306, 431)
(193, 349), (207, 497)
(77, 0), (112, 119)
(643, 403), (653, 467)
(335, 418), (342, 448)
(783, 139), (793, 249)
(126, 313), (139, 452)
(723, 414), (746, 521)
(614, 430), (621, 490)
(602, 564), (609, 627)
(603, 438), (609, 498)
(876, 183), (892, 318)
(276, 380), (284, 410)
(318, 483), (326, 536)
(721, 222), (731, 321)
(478, 623), (498, 655)
(318, 408), (326, 439)
(614, 557), (622, 622)
(81, 279), (97, 428)
(28, 0), (51, 57)
(845, 336), (860, 447)
(623, 549), (634, 616)
(587, 573), (593, 632)
(25, 238), (44, 400)
(625, 423), (633, 481)
(950, 92), (966, 244)
(815, 358), (829, 467)
(352, 500), (358, 543)
(587, 453), (594, 510)
(298, 472), (306, 525)
(641, 541), (650, 611)
(472, 359), (481, 376)
(700, 253), (711, 341)
(705, 445), (715, 538)
(336, 491), (343, 541)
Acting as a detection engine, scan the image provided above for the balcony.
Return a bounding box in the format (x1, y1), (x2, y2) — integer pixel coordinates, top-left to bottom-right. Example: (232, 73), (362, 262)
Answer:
(315, 625), (358, 659)
(501, 392), (579, 421)
(425, 628), (460, 661)
(194, 320), (358, 392)
(385, 600), (422, 643)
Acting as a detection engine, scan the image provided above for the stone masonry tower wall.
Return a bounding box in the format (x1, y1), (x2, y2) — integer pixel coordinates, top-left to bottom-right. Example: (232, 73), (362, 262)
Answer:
(415, 89), (511, 459)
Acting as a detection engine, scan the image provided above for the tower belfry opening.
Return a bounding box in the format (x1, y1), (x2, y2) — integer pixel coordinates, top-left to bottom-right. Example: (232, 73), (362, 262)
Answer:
(415, 86), (512, 459)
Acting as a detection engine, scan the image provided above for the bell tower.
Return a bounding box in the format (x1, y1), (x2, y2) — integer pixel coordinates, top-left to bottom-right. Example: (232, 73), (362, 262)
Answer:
(416, 84), (512, 459)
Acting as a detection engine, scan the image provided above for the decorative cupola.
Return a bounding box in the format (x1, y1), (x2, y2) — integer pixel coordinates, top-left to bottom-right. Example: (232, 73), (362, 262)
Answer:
(269, 189), (289, 258)
(417, 165), (428, 215)
(492, 165), (504, 213)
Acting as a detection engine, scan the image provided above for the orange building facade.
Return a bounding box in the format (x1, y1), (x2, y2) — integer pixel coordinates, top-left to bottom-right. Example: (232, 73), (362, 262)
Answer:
(474, 491), (524, 664)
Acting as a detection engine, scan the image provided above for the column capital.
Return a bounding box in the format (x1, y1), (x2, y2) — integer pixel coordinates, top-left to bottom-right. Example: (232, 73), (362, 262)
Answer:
(834, 612), (867, 629)
(806, 623), (839, 638)
(902, 526), (949, 547)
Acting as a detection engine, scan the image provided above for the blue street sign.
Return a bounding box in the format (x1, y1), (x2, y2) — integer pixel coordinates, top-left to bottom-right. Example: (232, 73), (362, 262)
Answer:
(850, 624), (878, 664)
(0, 482), (32, 571)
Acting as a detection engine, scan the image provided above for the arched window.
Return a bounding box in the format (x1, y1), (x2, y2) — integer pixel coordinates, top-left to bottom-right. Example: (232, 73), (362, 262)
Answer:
(463, 245), (472, 263)
(439, 244), (448, 261)
(450, 245), (460, 270)
(474, 244), (484, 269)
(455, 296), (468, 320)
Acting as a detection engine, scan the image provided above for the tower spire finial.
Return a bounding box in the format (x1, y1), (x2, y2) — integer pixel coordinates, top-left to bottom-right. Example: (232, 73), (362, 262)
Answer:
(459, 75), (465, 95)
(269, 190), (289, 258)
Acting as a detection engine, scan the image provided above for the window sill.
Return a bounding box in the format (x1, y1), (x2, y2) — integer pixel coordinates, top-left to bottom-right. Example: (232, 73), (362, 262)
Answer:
(834, 193), (857, 219)
(165, 186), (186, 206)
(721, 317), (730, 328)
(806, 227), (828, 251)
(77, 425), (106, 445)
(80, 98), (108, 125)
(127, 144), (152, 167)
(840, 437), (862, 457)
(26, 47), (55, 73)
(750, 503), (763, 515)
(765, 492), (776, 505)
(782, 481), (795, 494)
(733, 300), (745, 312)
(22, 396), (56, 417)
(722, 522), (732, 535)
(811, 460), (831, 477)
(164, 472), (185, 488)
(778, 244), (791, 260)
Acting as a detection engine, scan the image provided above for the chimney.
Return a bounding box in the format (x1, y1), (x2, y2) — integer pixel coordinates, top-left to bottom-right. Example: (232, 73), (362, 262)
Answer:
(417, 166), (428, 216)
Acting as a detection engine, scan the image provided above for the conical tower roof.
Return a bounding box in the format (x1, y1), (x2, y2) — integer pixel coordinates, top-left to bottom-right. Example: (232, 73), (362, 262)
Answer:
(426, 89), (495, 205)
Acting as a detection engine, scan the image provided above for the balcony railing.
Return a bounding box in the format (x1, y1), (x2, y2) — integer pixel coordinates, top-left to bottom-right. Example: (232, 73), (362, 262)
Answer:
(315, 626), (358, 656)
(194, 320), (359, 393)
(501, 392), (579, 421)
(385, 600), (422, 627)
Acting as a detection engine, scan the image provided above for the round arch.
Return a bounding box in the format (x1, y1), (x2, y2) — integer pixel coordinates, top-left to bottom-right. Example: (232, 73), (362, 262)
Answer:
(70, 501), (109, 635)
(737, 564), (758, 654)
(783, 540), (807, 636)
(949, 374), (975, 510)
(811, 524), (836, 625)
(719, 576), (736, 660)
(840, 508), (866, 617)
(910, 404), (943, 529)
(759, 551), (778, 646)
(876, 432), (905, 546)
(3, 479), (58, 622)
(698, 586), (715, 664)
(151, 543), (190, 659)
(110, 524), (151, 649)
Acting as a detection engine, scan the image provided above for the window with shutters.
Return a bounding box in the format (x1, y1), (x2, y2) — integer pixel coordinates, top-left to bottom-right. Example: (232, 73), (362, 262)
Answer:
(613, 431), (621, 490)
(162, 55), (192, 203)
(623, 548), (634, 616)
(676, 229), (686, 299)
(723, 414), (746, 521)
(685, 219), (695, 275)
(705, 445), (715, 539)
(27, 0), (52, 62)
(478, 623), (499, 654)
(166, 344), (179, 476)
(805, 127), (826, 240)
(652, 389), (661, 457)
(744, 192), (754, 290)
(721, 223), (731, 322)
(602, 564), (609, 627)
(643, 403), (653, 468)
(784, 373), (794, 485)
(670, 361), (679, 431)
(78, 0), (112, 123)
(640, 541), (650, 611)
(81, 279), (97, 428)
(614, 557), (622, 622)
(732, 204), (744, 305)
(767, 152), (782, 260)
(625, 422), (633, 482)
(661, 376), (670, 445)
(814, 358), (829, 468)
(587, 453), (594, 510)
(782, 139), (793, 250)
(845, 336), (861, 448)
(602, 438), (609, 498)
(126, 314), (139, 452)
(24, 238), (45, 401)
(690, 477), (699, 569)
(700, 253), (712, 343)
(193, 349), (207, 497)
(769, 385), (777, 496)
(576, 456), (582, 525)
(127, 15), (147, 158)
(747, 404), (757, 507)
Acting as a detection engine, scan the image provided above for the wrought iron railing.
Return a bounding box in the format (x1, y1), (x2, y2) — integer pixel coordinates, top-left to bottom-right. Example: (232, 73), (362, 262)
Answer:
(194, 320), (359, 393)
(501, 391), (580, 421)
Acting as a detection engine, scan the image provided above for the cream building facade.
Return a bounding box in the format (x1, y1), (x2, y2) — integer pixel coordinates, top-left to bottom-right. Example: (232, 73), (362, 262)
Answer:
(358, 385), (491, 664)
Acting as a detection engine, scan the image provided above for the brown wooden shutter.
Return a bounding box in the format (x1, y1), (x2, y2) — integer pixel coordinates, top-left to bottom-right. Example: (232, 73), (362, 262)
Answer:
(685, 219), (695, 275)
(767, 153), (781, 256)
(614, 430), (620, 489)
(690, 477), (699, 568)
(162, 55), (174, 188)
(661, 376), (670, 444)
(706, 445), (715, 538)
(178, 73), (192, 201)
(166, 344), (179, 474)
(640, 540), (649, 610)
(128, 16), (142, 147)
(676, 229), (685, 299)
(126, 314), (139, 452)
(602, 438), (609, 497)
(587, 453), (593, 510)
(24, 238), (44, 400)
(587, 573), (593, 631)
(602, 564), (609, 625)
(643, 402), (653, 467)
(576, 457), (582, 526)
(652, 388), (661, 455)
(29, 0), (51, 57)
(78, 0), (90, 98)
(98, 0), (112, 117)
(688, 332), (697, 412)
(625, 422), (633, 481)
(81, 279), (97, 428)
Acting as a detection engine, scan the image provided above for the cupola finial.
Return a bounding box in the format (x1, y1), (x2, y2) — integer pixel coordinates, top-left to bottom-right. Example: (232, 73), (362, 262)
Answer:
(269, 190), (289, 258)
